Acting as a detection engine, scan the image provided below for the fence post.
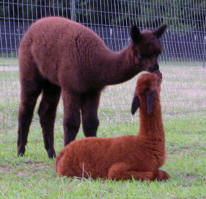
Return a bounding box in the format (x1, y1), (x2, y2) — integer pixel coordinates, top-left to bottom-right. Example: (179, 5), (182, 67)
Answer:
(71, 0), (76, 21)
(203, 36), (206, 68)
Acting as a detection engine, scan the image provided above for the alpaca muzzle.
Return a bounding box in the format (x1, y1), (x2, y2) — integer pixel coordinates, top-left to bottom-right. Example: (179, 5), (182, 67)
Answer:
(148, 63), (159, 72)
(148, 64), (162, 82)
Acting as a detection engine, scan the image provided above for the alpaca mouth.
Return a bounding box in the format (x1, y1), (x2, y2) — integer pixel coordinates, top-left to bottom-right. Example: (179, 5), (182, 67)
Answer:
(148, 64), (162, 81)
(148, 63), (159, 72)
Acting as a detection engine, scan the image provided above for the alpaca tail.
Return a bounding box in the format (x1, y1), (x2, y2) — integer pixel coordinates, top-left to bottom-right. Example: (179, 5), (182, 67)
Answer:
(55, 149), (65, 172)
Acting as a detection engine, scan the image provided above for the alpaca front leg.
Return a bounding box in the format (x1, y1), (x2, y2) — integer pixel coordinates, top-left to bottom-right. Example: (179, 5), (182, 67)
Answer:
(62, 91), (81, 145)
(156, 169), (170, 181)
(108, 163), (156, 181)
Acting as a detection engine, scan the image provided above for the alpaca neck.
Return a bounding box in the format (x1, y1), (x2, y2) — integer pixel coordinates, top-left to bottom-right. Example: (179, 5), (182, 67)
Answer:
(138, 96), (165, 143)
(100, 44), (140, 85)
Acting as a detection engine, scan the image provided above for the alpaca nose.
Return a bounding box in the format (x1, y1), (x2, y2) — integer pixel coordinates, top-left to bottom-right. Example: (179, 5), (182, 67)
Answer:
(148, 63), (159, 72)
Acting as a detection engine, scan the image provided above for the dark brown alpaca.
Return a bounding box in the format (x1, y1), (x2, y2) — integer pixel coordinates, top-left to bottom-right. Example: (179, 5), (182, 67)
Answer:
(17, 16), (167, 158)
(56, 72), (170, 181)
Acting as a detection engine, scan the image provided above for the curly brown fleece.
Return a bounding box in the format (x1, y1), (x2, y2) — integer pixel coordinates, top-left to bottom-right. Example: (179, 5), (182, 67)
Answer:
(17, 16), (167, 158)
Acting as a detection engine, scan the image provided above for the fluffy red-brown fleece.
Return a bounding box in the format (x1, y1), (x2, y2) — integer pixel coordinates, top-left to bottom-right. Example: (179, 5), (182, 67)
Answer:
(56, 72), (170, 181)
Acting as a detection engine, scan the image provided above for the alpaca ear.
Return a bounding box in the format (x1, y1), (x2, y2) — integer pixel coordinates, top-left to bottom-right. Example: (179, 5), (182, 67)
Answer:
(131, 95), (140, 115)
(153, 24), (167, 38)
(130, 26), (142, 43)
(146, 91), (156, 114)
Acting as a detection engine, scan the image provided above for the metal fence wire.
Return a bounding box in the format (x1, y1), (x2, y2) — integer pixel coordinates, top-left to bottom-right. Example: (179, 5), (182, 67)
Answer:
(0, 0), (206, 63)
(0, 0), (206, 131)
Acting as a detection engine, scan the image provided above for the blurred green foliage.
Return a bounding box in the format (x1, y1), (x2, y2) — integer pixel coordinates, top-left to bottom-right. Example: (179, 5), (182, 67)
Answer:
(0, 0), (205, 30)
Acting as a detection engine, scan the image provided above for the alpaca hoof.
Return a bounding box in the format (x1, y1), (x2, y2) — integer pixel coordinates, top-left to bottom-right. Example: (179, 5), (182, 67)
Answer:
(17, 147), (25, 157)
(47, 149), (56, 159)
(156, 170), (170, 181)
(17, 152), (25, 157)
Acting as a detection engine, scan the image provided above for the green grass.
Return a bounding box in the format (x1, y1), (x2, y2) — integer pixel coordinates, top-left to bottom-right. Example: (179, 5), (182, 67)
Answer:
(0, 56), (18, 67)
(0, 116), (206, 199)
(0, 63), (206, 198)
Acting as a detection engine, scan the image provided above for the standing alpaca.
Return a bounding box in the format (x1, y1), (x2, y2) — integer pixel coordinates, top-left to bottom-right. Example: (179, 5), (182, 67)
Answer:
(17, 16), (167, 158)
(56, 72), (170, 181)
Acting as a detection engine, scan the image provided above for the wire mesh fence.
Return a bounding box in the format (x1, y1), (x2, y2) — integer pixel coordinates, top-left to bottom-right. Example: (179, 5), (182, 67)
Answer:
(1, 0), (206, 63)
(0, 0), (206, 131)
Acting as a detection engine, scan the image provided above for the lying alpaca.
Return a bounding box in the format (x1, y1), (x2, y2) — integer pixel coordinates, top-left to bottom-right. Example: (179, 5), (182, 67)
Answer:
(17, 16), (167, 158)
(56, 72), (170, 181)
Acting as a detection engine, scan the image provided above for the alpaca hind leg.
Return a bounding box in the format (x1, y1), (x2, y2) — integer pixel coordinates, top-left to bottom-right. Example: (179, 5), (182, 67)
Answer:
(17, 80), (42, 156)
(62, 91), (81, 145)
(81, 91), (101, 137)
(108, 163), (156, 181)
(38, 82), (61, 158)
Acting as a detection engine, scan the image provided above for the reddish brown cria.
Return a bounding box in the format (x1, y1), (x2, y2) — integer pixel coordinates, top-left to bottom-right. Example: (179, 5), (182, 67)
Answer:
(17, 16), (167, 158)
(56, 72), (170, 181)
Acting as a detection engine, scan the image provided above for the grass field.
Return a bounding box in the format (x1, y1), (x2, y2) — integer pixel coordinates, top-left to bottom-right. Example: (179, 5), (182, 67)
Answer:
(0, 62), (206, 198)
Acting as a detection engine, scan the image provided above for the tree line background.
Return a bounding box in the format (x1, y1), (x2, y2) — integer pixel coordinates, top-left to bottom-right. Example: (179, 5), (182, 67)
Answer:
(0, 0), (206, 62)
(1, 0), (206, 30)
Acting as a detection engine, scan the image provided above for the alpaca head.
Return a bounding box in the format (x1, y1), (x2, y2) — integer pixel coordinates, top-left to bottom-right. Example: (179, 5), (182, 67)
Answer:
(130, 24), (167, 73)
(131, 71), (162, 115)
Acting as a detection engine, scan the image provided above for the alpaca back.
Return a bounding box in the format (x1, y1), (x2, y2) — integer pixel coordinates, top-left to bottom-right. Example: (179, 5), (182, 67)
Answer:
(19, 17), (108, 85)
